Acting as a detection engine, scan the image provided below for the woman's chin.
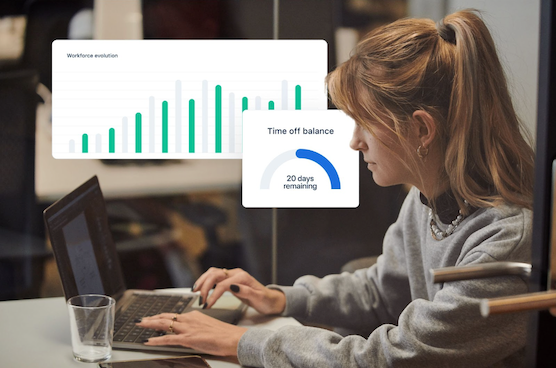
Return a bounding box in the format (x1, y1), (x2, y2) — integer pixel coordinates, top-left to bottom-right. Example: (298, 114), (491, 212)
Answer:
(369, 172), (391, 187)
(371, 177), (387, 187)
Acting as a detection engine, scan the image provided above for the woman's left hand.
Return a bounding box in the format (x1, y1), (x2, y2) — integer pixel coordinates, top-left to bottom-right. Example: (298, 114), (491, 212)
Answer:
(136, 311), (248, 356)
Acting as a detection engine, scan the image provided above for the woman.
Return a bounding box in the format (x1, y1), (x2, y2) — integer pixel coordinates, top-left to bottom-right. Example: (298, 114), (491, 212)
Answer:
(138, 9), (534, 367)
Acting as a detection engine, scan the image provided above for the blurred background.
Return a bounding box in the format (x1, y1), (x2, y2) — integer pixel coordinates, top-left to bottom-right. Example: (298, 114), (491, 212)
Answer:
(0, 0), (540, 301)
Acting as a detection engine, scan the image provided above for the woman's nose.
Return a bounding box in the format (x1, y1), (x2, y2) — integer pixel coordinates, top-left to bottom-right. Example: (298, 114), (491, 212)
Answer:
(350, 126), (366, 151)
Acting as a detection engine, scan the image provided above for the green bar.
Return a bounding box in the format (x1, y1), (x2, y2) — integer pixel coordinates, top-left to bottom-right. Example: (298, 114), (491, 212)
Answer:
(162, 101), (168, 153)
(109, 128), (115, 153)
(189, 99), (195, 153)
(135, 112), (142, 153)
(242, 97), (248, 112)
(268, 101), (275, 110)
(82, 134), (88, 153)
(295, 85), (301, 110)
(215, 85), (222, 153)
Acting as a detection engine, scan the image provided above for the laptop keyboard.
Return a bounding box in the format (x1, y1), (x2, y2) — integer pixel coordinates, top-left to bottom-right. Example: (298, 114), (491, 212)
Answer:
(113, 294), (193, 343)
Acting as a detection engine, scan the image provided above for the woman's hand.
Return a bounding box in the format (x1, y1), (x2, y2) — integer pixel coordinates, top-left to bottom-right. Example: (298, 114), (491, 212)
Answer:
(193, 267), (286, 315)
(137, 311), (247, 356)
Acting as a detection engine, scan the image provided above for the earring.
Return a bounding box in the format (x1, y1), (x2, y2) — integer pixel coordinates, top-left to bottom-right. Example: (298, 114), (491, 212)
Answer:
(417, 145), (429, 159)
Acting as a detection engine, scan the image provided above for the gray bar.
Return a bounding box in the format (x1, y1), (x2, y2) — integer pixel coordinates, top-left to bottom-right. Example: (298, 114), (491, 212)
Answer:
(69, 139), (75, 153)
(96, 134), (102, 153)
(282, 80), (288, 110)
(480, 290), (556, 317)
(272, 0), (281, 287)
(149, 96), (155, 153)
(175, 80), (182, 153)
(122, 117), (128, 153)
(229, 93), (235, 153)
(255, 96), (261, 110)
(202, 80), (208, 153)
(431, 262), (532, 284)
(273, 0), (279, 40)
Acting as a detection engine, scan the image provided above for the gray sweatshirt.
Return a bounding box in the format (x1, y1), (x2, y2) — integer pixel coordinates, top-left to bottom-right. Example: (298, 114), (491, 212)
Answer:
(237, 187), (532, 367)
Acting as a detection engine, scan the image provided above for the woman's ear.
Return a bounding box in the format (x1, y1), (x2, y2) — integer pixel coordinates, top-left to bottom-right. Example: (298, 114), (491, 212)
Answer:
(411, 110), (437, 147)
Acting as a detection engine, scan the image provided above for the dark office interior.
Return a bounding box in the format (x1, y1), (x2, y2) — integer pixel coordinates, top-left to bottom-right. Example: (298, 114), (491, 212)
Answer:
(1, 0), (555, 366)
(0, 0), (409, 300)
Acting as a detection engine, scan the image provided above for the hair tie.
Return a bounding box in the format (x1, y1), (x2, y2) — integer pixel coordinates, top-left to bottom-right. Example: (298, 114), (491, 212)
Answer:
(436, 20), (456, 45)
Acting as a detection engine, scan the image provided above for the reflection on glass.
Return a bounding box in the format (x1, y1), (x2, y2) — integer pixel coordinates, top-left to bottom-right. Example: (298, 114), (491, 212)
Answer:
(551, 159), (556, 289)
(550, 159), (556, 316)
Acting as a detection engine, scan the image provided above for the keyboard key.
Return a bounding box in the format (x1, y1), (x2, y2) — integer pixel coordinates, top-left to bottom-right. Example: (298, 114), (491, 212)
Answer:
(114, 294), (193, 342)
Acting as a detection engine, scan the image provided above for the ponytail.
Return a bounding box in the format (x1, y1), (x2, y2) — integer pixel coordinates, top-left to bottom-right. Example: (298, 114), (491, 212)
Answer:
(441, 11), (534, 211)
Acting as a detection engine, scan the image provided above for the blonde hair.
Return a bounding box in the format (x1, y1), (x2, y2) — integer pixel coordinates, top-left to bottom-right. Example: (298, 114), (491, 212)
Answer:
(327, 9), (535, 212)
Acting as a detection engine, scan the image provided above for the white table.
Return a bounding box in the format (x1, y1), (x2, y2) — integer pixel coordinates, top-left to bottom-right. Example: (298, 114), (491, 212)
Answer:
(0, 294), (301, 367)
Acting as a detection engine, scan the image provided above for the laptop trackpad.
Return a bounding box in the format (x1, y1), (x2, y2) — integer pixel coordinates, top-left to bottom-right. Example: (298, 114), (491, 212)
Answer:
(191, 293), (242, 310)
(199, 308), (238, 323)
(191, 293), (243, 323)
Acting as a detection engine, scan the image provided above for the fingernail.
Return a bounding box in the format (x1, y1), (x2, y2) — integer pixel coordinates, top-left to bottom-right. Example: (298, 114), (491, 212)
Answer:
(202, 303), (207, 309)
(133, 318), (142, 323)
(192, 284), (197, 291)
(199, 296), (203, 306)
(212, 283), (217, 289)
(142, 339), (150, 343)
(230, 284), (240, 293)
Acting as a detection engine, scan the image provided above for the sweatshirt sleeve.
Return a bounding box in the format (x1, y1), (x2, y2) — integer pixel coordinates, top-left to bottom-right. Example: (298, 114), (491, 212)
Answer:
(237, 195), (532, 367)
(238, 251), (529, 368)
(266, 190), (415, 332)
(268, 258), (410, 332)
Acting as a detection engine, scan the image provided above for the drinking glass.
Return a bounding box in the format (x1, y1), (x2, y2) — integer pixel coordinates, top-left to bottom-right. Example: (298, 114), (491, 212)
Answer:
(67, 294), (115, 363)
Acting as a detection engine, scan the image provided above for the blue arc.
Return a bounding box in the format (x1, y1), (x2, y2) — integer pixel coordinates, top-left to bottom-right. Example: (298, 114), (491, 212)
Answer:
(295, 149), (340, 189)
(260, 149), (341, 189)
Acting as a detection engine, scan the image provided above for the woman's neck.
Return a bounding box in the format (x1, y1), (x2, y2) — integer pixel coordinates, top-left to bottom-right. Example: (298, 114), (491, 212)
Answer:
(419, 180), (450, 203)
(412, 143), (448, 202)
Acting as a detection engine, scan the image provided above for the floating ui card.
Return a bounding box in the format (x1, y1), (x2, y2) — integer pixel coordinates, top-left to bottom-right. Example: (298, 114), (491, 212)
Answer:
(51, 40), (327, 159)
(242, 110), (359, 208)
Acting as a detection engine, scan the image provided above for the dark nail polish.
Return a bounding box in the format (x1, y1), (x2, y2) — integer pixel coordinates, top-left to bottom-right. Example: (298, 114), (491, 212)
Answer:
(134, 318), (142, 323)
(202, 303), (207, 309)
(230, 284), (240, 293)
(199, 296), (203, 306)
(142, 339), (150, 343)
(192, 284), (197, 291)
(212, 283), (217, 289)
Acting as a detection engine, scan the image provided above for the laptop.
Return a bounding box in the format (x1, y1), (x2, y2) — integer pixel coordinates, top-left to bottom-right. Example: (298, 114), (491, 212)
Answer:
(44, 176), (246, 353)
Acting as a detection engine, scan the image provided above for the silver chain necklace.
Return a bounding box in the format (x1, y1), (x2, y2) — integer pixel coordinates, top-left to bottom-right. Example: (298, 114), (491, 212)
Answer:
(428, 203), (467, 241)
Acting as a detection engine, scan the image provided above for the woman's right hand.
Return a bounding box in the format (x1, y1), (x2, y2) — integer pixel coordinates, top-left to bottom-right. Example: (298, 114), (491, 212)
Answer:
(192, 267), (286, 316)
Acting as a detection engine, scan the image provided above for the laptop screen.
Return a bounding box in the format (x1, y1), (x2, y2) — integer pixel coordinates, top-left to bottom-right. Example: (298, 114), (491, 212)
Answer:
(44, 176), (126, 300)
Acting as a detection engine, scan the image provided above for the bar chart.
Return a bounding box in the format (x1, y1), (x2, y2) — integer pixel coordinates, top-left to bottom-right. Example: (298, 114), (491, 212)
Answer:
(52, 40), (328, 159)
